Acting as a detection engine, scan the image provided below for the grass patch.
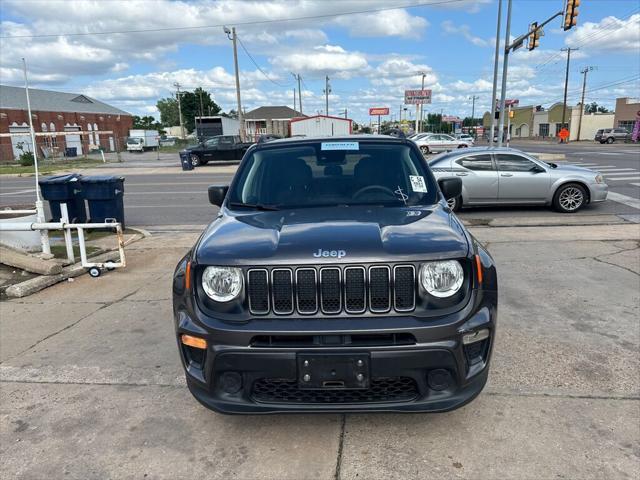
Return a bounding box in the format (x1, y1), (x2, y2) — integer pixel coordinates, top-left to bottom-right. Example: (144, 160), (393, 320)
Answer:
(0, 158), (105, 175)
(50, 244), (101, 260)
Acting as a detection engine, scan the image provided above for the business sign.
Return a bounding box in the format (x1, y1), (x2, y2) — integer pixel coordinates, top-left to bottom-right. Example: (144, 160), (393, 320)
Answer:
(404, 89), (432, 105)
(369, 107), (389, 116)
(442, 115), (462, 123)
(505, 99), (520, 107)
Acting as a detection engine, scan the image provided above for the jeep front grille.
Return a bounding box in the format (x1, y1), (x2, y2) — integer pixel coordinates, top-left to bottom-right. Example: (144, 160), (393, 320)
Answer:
(246, 265), (416, 316)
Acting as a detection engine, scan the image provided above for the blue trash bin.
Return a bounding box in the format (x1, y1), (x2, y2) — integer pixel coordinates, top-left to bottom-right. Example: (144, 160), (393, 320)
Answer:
(80, 176), (125, 228)
(180, 151), (194, 171)
(38, 173), (87, 222)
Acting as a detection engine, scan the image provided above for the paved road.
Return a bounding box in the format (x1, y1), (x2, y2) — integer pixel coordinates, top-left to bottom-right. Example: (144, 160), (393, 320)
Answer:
(1, 142), (639, 226)
(2, 223), (638, 479)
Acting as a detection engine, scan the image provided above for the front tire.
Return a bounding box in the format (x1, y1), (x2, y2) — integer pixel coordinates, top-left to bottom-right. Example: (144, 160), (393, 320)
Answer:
(553, 183), (587, 213)
(606, 137), (615, 144)
(190, 154), (201, 167)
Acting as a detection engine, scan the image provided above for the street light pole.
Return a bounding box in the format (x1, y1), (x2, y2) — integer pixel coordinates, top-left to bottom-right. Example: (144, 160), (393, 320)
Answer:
(497, 0), (512, 148)
(470, 94), (479, 137)
(489, 0), (502, 146)
(416, 72), (425, 134)
(227, 27), (245, 140)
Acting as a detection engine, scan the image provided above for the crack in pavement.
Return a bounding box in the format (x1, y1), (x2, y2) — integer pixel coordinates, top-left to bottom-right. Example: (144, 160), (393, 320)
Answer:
(0, 272), (166, 365)
(334, 415), (346, 480)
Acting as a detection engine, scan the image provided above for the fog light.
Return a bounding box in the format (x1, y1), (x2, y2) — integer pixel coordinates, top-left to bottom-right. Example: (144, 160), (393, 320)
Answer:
(462, 328), (489, 345)
(427, 369), (452, 391)
(221, 372), (243, 394)
(181, 334), (207, 349)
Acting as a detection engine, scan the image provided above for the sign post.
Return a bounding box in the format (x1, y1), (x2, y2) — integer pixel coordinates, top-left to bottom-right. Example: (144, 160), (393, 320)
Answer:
(369, 107), (389, 134)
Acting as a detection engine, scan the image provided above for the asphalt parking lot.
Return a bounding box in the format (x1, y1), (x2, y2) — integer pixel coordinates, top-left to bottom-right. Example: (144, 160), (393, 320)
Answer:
(1, 221), (639, 479)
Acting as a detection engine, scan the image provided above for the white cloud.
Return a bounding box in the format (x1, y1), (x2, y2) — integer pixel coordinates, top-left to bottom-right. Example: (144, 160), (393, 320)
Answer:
(441, 20), (490, 47)
(334, 9), (428, 39)
(271, 45), (369, 79)
(566, 14), (640, 53)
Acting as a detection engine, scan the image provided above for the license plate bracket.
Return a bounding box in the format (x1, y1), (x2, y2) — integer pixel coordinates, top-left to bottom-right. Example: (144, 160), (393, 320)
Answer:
(297, 353), (370, 389)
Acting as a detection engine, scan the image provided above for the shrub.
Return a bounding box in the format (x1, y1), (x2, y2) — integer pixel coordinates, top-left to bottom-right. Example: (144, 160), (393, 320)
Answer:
(18, 151), (34, 166)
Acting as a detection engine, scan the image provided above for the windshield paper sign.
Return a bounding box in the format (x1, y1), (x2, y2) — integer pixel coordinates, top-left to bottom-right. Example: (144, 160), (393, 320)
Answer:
(321, 142), (359, 151)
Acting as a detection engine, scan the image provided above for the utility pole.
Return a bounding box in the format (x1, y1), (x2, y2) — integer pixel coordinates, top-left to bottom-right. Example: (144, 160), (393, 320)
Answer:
(229, 27), (245, 140)
(470, 95), (479, 137)
(22, 57), (50, 255)
(577, 66), (594, 141)
(399, 105), (402, 124)
(323, 75), (331, 116)
(561, 47), (577, 141)
(173, 82), (185, 139)
(198, 88), (204, 117)
(416, 72), (426, 134)
(489, 0), (502, 146)
(293, 88), (296, 112)
(497, 0), (512, 148)
(292, 73), (302, 114)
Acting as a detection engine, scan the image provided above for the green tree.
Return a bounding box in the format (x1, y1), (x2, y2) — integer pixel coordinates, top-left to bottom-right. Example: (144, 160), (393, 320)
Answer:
(585, 102), (609, 114)
(132, 115), (163, 131)
(156, 87), (222, 133)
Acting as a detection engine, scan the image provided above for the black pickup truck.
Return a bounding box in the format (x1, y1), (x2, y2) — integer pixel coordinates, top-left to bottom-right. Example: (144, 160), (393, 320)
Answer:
(172, 135), (497, 414)
(180, 135), (252, 167)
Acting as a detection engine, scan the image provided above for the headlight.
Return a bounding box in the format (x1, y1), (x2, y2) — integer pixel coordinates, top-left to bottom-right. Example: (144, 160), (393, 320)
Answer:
(595, 174), (604, 184)
(420, 260), (464, 298)
(202, 266), (243, 302)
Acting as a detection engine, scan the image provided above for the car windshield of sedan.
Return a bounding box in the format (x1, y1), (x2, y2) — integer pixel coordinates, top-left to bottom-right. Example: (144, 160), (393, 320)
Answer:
(228, 141), (438, 209)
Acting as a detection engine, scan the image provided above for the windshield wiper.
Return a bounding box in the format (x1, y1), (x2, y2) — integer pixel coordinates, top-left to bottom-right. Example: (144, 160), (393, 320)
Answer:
(227, 202), (280, 211)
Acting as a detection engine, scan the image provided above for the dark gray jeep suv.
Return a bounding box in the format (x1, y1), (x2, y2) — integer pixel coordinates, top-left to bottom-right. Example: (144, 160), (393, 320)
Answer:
(172, 135), (498, 413)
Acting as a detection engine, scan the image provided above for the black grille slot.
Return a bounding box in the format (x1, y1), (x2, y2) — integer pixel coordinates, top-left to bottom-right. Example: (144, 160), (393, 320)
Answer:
(344, 267), (366, 313)
(252, 377), (419, 404)
(369, 266), (391, 312)
(271, 269), (293, 314)
(393, 265), (415, 311)
(320, 268), (341, 314)
(247, 269), (269, 314)
(296, 269), (318, 314)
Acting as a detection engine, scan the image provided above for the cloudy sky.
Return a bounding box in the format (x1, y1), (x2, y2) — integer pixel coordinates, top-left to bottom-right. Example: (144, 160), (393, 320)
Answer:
(1, 0), (639, 123)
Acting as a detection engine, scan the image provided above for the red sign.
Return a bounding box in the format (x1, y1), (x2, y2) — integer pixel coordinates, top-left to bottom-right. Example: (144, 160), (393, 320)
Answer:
(369, 107), (389, 116)
(404, 89), (432, 105)
(505, 99), (520, 107)
(558, 128), (570, 140)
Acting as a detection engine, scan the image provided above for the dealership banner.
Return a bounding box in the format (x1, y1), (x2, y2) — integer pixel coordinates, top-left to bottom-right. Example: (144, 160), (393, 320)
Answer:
(404, 89), (432, 105)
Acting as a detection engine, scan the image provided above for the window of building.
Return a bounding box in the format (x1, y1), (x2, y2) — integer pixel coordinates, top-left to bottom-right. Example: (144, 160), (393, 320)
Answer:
(539, 123), (549, 137)
(617, 121), (634, 133)
(555, 123), (569, 135)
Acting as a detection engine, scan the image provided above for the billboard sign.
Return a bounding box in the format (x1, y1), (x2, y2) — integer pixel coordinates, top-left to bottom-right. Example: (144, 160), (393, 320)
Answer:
(404, 89), (432, 105)
(505, 99), (520, 107)
(369, 107), (389, 116)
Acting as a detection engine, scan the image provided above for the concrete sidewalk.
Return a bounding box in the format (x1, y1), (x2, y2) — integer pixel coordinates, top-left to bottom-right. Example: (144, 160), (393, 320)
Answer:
(1, 225), (639, 479)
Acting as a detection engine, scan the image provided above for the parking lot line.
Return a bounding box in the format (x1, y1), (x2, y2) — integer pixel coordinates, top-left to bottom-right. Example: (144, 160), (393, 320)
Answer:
(605, 176), (640, 181)
(603, 172), (640, 177)
(597, 168), (636, 172)
(607, 191), (640, 209)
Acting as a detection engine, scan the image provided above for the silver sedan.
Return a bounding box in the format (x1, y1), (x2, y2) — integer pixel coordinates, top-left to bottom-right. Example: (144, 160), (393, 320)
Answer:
(428, 147), (608, 213)
(414, 133), (473, 155)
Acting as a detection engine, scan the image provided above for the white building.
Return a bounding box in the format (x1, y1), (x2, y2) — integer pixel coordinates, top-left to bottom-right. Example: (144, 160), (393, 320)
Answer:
(290, 115), (352, 137)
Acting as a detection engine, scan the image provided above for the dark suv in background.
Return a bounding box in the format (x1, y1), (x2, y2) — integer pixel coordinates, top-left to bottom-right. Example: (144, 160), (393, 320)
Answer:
(172, 136), (498, 414)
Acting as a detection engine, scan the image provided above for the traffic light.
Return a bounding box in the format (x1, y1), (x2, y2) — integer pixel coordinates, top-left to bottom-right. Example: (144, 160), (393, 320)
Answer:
(564, 0), (580, 31)
(528, 22), (541, 51)
(508, 110), (514, 119)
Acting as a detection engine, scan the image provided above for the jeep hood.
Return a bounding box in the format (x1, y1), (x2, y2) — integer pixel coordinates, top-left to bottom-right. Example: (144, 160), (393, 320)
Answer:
(195, 205), (469, 265)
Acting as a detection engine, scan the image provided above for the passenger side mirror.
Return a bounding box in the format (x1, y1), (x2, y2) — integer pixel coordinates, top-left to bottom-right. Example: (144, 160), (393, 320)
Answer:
(438, 177), (462, 200)
(208, 185), (229, 206)
(530, 165), (546, 174)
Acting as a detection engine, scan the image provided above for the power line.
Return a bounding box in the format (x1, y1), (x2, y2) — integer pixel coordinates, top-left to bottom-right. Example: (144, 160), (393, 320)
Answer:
(0, 0), (467, 39)
(236, 35), (292, 87)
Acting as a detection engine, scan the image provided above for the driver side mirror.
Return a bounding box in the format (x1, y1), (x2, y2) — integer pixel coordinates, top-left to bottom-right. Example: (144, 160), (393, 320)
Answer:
(438, 177), (462, 200)
(208, 185), (229, 206)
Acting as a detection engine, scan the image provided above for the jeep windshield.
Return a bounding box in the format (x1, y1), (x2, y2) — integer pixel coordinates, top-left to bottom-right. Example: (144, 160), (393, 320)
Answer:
(228, 141), (438, 209)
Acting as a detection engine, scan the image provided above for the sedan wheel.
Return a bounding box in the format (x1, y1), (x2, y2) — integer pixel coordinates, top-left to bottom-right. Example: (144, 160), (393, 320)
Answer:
(190, 154), (201, 167)
(447, 196), (462, 212)
(420, 145), (429, 155)
(554, 184), (586, 213)
(606, 137), (615, 144)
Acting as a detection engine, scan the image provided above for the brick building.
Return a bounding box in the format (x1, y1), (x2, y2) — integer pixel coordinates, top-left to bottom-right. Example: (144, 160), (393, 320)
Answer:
(0, 85), (132, 162)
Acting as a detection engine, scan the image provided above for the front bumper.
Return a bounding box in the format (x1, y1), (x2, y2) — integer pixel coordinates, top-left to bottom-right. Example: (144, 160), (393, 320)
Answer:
(174, 292), (497, 414)
(589, 183), (608, 203)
